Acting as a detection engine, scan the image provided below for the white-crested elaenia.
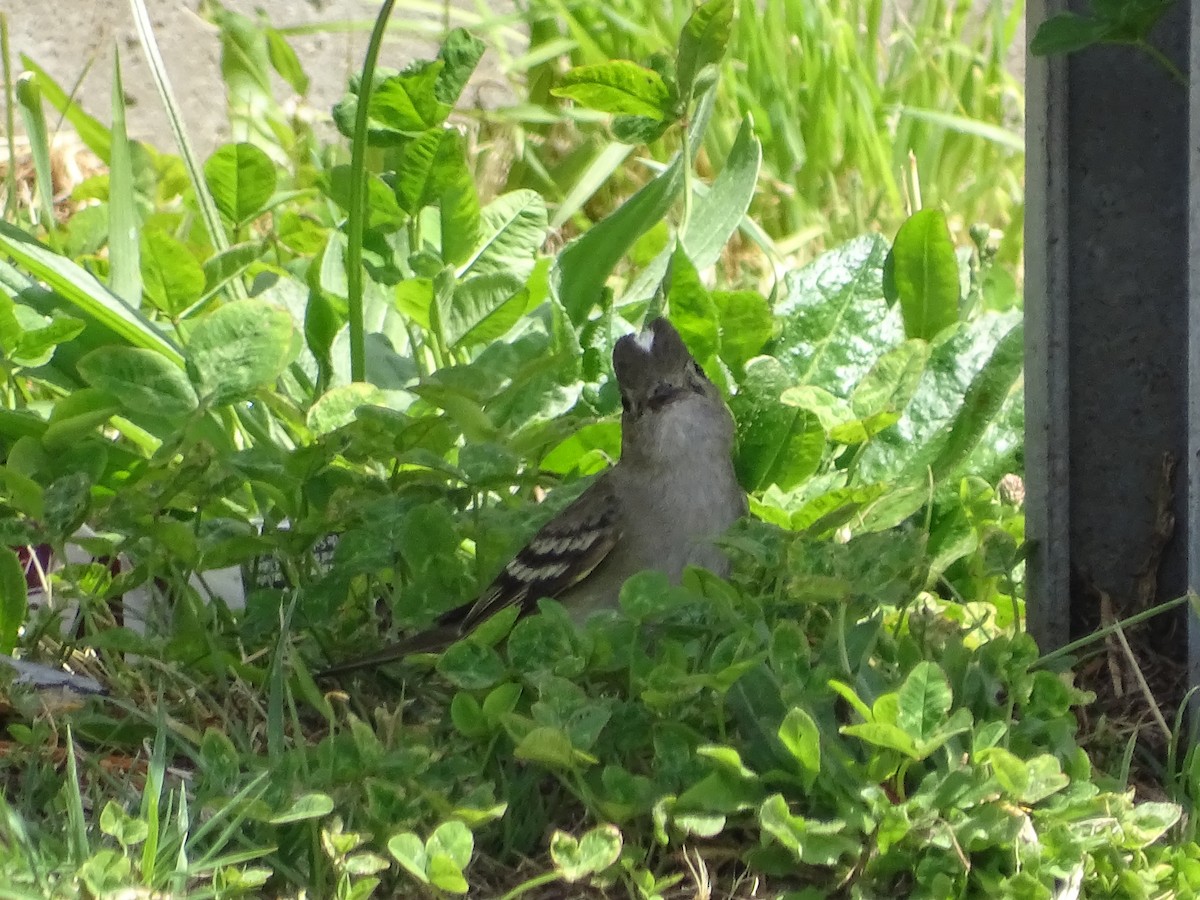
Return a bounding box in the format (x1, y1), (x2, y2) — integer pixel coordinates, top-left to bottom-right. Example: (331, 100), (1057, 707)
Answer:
(319, 317), (746, 677)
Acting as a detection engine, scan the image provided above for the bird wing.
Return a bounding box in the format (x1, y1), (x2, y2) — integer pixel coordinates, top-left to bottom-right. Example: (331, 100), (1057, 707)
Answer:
(317, 476), (622, 678)
(453, 475), (622, 632)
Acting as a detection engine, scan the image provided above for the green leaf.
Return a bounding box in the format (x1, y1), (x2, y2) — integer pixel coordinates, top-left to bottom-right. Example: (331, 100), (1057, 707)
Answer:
(841, 722), (918, 757)
(775, 234), (900, 388)
(0, 220), (182, 363)
(551, 825), (623, 882)
(427, 853), (468, 894)
(886, 209), (960, 340)
(0, 547), (28, 655)
(676, 0), (734, 100)
(78, 347), (198, 419)
(850, 339), (930, 419)
(387, 833), (430, 884)
(370, 62), (451, 134)
(552, 61), (672, 119)
(683, 116), (761, 269)
(307, 384), (392, 435)
(434, 29), (486, 107)
(1029, 14), (1110, 55)
(439, 273), (529, 350)
(187, 300), (297, 404)
(925, 322), (1024, 482)
(107, 49), (141, 306)
(713, 290), (772, 372)
(265, 26), (310, 94)
(730, 357), (825, 492)
(668, 249), (719, 364)
(555, 153), (685, 322)
(778, 708), (820, 783)
(204, 143), (277, 225)
(513, 725), (584, 768)
(895, 661), (952, 744)
(427, 820), (473, 871)
(461, 190), (548, 280)
(437, 640), (507, 691)
(270, 793), (334, 824)
(140, 230), (205, 316)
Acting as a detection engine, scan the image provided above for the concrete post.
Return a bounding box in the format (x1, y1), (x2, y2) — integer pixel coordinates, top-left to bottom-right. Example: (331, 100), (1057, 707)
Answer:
(1025, 1), (1190, 653)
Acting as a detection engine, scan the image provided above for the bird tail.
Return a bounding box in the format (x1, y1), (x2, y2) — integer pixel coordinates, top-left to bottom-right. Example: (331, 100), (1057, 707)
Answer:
(315, 626), (459, 679)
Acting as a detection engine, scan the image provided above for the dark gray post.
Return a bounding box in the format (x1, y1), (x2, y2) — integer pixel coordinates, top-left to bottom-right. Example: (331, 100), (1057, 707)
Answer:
(1025, 1), (1190, 653)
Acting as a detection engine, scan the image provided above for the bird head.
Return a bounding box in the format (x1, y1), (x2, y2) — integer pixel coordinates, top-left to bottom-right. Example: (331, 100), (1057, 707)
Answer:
(612, 318), (733, 464)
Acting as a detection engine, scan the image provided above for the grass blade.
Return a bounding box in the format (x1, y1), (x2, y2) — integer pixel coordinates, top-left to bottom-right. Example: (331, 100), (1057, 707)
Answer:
(108, 47), (141, 305)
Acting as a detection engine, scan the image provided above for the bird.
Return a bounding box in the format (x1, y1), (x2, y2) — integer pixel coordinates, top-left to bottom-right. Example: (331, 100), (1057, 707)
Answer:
(317, 317), (746, 678)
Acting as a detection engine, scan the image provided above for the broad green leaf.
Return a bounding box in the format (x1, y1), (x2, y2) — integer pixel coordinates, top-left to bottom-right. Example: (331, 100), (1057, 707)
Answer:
(461, 190), (548, 280)
(393, 130), (451, 214)
(270, 793), (334, 824)
(427, 854), (468, 894)
(187, 300), (297, 404)
(437, 641), (507, 691)
(774, 234), (901, 388)
(730, 357), (824, 492)
(1030, 14), (1111, 55)
(434, 29), (486, 107)
(778, 708), (820, 782)
(758, 794), (858, 866)
(850, 339), (930, 419)
(552, 61), (672, 119)
(0, 547), (27, 655)
(979, 746), (1030, 798)
(434, 132), (482, 266)
(141, 230), (205, 316)
(513, 725), (580, 768)
(925, 322), (1023, 481)
(426, 821), (473, 871)
(0, 221), (181, 363)
(713, 290), (772, 372)
(307, 384), (389, 435)
(439, 273), (529, 349)
(370, 61), (451, 134)
(551, 825), (623, 882)
(265, 26), (309, 94)
(78, 347), (198, 419)
(667, 249), (719, 365)
(790, 483), (891, 535)
(450, 693), (488, 738)
(676, 0), (734, 99)
(387, 833), (430, 884)
(895, 661), (952, 743)
(204, 142), (277, 225)
(841, 722), (918, 757)
(886, 209), (959, 340)
(0, 296), (85, 367)
(42, 388), (121, 451)
(854, 310), (1021, 484)
(683, 116), (761, 269)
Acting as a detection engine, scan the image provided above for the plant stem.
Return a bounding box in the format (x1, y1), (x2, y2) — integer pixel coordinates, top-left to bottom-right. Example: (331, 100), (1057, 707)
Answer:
(346, 0), (399, 382)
